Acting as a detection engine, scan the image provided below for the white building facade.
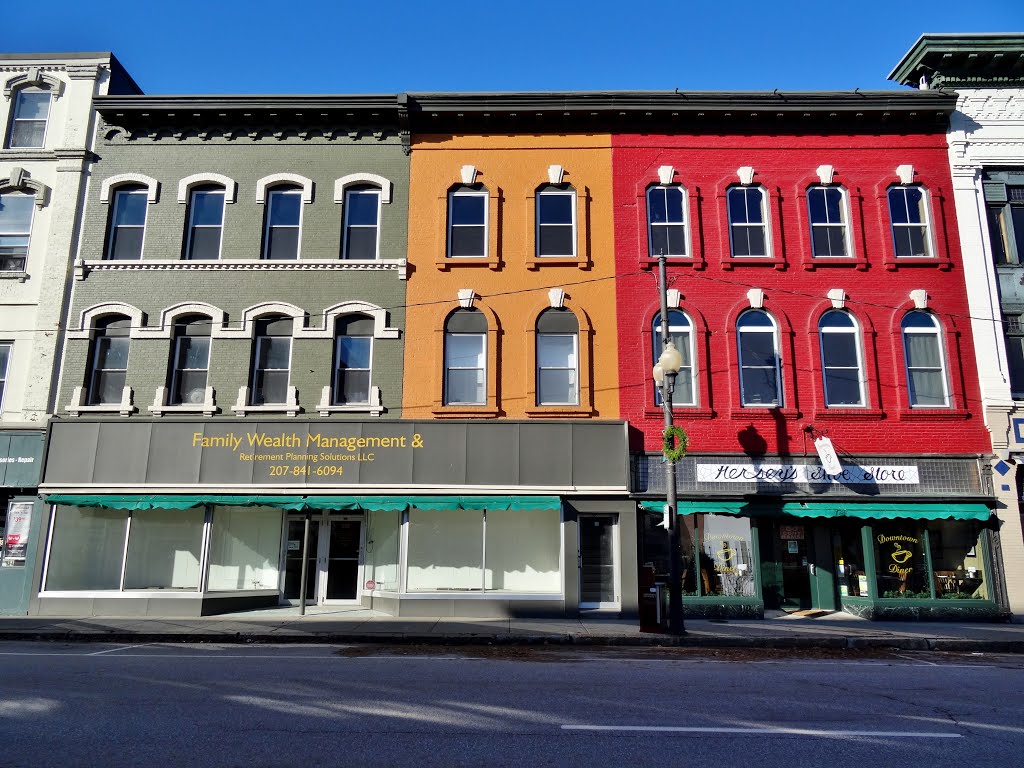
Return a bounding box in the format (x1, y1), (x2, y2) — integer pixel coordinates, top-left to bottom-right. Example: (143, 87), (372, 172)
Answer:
(891, 34), (1024, 621)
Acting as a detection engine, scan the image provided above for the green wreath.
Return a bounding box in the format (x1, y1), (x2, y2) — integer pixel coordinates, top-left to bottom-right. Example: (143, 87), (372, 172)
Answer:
(662, 425), (689, 463)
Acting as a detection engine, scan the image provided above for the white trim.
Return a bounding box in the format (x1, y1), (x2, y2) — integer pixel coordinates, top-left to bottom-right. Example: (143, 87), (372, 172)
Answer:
(737, 309), (783, 407)
(728, 185), (772, 258)
(447, 186), (489, 259)
(392, 592), (564, 600)
(104, 187), (149, 261)
(149, 386), (218, 417)
(65, 385), (135, 417)
(341, 187), (382, 260)
(261, 187), (304, 260)
(807, 185), (853, 258)
(135, 303), (226, 339)
(901, 311), (951, 408)
(255, 173), (313, 204)
(232, 385), (301, 417)
(317, 384), (384, 417)
(819, 310), (867, 408)
(737, 166), (756, 185)
(184, 187), (227, 261)
(535, 186), (577, 259)
(646, 184), (691, 258)
(76, 258), (410, 281)
(298, 300), (399, 340)
(41, 483), (628, 495)
(3, 70), (64, 100)
(217, 302), (306, 339)
(177, 173), (237, 204)
(536, 332), (579, 406)
(100, 174), (160, 204)
(333, 173), (393, 204)
(888, 185), (936, 259)
(654, 310), (697, 407)
(67, 302), (145, 339)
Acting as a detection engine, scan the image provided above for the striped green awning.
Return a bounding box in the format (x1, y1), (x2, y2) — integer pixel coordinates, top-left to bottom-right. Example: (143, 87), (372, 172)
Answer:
(45, 494), (562, 513)
(639, 500), (992, 521)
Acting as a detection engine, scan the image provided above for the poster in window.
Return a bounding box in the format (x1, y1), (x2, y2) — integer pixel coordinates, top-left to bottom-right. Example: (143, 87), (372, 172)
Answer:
(2, 501), (32, 567)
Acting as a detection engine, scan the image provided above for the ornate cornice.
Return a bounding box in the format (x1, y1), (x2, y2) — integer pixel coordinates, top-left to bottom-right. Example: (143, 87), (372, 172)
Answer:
(957, 91), (1024, 122)
(75, 258), (410, 281)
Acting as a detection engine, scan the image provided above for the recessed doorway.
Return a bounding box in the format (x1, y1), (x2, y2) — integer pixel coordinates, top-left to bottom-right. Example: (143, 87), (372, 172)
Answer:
(282, 514), (363, 606)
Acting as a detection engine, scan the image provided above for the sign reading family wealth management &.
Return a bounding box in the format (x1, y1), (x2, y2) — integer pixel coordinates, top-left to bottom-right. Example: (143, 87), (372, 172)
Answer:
(696, 463), (920, 485)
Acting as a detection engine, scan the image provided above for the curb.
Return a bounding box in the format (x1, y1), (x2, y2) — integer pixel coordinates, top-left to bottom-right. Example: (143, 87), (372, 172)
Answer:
(1, 631), (1022, 652)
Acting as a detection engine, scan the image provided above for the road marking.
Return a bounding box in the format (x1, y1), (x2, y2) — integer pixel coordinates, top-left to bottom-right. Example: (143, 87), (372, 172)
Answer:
(561, 725), (962, 738)
(88, 643), (153, 656)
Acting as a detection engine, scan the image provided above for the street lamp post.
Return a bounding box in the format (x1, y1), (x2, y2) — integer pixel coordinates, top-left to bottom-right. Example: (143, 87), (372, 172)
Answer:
(652, 254), (686, 635)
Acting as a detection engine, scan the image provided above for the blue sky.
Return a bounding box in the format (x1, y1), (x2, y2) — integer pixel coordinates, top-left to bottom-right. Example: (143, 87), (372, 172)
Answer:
(7, 1), (1023, 94)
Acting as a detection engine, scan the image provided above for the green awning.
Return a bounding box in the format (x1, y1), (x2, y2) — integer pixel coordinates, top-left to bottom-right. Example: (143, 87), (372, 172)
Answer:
(46, 494), (562, 513)
(640, 500), (992, 521)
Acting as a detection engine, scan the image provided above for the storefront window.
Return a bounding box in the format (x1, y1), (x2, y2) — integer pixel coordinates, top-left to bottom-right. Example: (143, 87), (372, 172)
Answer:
(639, 512), (698, 596)
(833, 525), (868, 597)
(698, 515), (755, 597)
(929, 521), (988, 600)
(207, 506), (282, 591)
(485, 508), (560, 592)
(45, 506), (127, 590)
(873, 522), (928, 598)
(123, 508), (203, 590)
(364, 510), (400, 592)
(407, 508), (483, 591)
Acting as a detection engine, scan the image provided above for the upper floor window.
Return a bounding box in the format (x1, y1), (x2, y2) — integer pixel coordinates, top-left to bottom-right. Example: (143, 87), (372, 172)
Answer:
(818, 310), (865, 407)
(1002, 314), (1024, 399)
(901, 311), (949, 407)
(106, 186), (148, 261)
(736, 309), (782, 406)
(443, 308), (486, 406)
(333, 315), (373, 405)
(536, 308), (579, 406)
(653, 311), (695, 406)
(250, 316), (292, 406)
(647, 185), (687, 258)
(727, 186), (769, 257)
(5, 87), (51, 148)
(888, 186), (932, 258)
(447, 186), (488, 258)
(0, 192), (33, 272)
(342, 186), (380, 260)
(985, 180), (1024, 265)
(0, 342), (10, 411)
(808, 186), (850, 258)
(263, 186), (302, 260)
(536, 185), (576, 258)
(169, 316), (211, 405)
(185, 185), (225, 261)
(87, 316), (131, 405)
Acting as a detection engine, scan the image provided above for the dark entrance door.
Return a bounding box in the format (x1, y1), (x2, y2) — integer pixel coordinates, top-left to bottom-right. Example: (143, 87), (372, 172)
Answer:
(760, 521), (814, 611)
(579, 514), (617, 609)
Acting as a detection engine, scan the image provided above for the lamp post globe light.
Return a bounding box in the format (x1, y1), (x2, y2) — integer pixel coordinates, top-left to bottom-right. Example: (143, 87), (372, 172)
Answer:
(655, 254), (686, 635)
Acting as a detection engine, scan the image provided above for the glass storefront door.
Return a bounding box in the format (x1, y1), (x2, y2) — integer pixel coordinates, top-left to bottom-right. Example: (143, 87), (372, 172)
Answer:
(579, 514), (618, 609)
(282, 515), (363, 605)
(760, 521), (815, 611)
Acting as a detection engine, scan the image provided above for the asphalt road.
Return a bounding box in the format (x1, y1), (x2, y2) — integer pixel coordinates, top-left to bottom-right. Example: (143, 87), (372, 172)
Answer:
(0, 643), (1020, 768)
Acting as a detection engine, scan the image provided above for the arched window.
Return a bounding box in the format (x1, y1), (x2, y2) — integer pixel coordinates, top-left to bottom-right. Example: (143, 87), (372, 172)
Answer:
(653, 311), (695, 406)
(250, 316), (292, 405)
(5, 86), (51, 148)
(901, 311), (949, 407)
(727, 186), (769, 257)
(184, 184), (226, 261)
(536, 308), (579, 406)
(342, 185), (381, 260)
(807, 186), (851, 258)
(444, 309), (486, 405)
(0, 191), (34, 272)
(535, 184), (576, 258)
(333, 314), (374, 405)
(169, 316), (211, 405)
(888, 186), (932, 258)
(447, 186), (488, 258)
(106, 185), (148, 261)
(646, 186), (687, 257)
(736, 310), (782, 406)
(87, 316), (131, 405)
(818, 310), (865, 407)
(262, 185), (303, 260)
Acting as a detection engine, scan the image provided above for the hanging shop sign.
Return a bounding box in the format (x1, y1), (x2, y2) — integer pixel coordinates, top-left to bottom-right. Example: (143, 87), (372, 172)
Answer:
(696, 463), (919, 485)
(814, 436), (842, 475)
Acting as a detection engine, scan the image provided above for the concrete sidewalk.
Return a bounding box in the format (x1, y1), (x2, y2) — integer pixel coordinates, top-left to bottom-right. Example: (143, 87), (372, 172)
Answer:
(2, 606), (1024, 651)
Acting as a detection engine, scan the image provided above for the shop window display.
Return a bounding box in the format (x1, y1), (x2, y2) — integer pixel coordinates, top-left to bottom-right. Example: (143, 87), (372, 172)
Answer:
(123, 508), (203, 590)
(698, 515), (756, 597)
(45, 506), (129, 590)
(364, 509), (401, 592)
(833, 525), (868, 597)
(928, 520), (988, 600)
(207, 506), (282, 591)
(873, 521), (929, 598)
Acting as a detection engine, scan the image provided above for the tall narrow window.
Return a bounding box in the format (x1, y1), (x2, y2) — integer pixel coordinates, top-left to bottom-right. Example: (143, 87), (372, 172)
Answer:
(342, 186), (380, 260)
(647, 186), (687, 257)
(901, 311), (949, 407)
(653, 311), (695, 406)
(87, 316), (131, 405)
(443, 309), (486, 406)
(818, 310), (865, 407)
(263, 186), (302, 260)
(447, 186), (488, 258)
(250, 316), (292, 406)
(185, 185), (225, 261)
(536, 308), (579, 406)
(6, 88), (51, 148)
(333, 315), (373, 405)
(737, 310), (782, 406)
(984, 179), (1024, 265)
(727, 186), (769, 257)
(106, 186), (148, 261)
(0, 342), (10, 411)
(169, 316), (211, 405)
(0, 192), (33, 272)
(807, 186), (850, 257)
(536, 185), (576, 258)
(888, 186), (932, 258)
